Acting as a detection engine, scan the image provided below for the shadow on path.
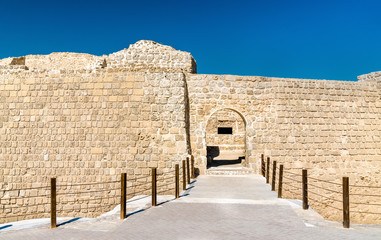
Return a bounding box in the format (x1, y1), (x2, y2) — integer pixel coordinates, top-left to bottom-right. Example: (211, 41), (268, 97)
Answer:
(0, 224), (12, 230)
(126, 182), (196, 217)
(57, 217), (81, 227)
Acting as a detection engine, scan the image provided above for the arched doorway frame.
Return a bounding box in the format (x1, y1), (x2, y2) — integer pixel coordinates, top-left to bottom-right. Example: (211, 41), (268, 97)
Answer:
(204, 107), (248, 169)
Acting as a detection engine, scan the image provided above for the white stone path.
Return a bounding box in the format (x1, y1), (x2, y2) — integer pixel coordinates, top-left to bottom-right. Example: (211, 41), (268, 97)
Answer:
(1, 175), (381, 239)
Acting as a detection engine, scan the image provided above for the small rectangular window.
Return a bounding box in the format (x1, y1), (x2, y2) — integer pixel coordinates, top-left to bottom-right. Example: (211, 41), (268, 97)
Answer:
(218, 127), (233, 134)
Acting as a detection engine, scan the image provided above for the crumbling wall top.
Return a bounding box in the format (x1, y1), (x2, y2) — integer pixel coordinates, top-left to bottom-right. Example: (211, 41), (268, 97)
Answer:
(357, 71), (381, 83)
(108, 40), (197, 73)
(0, 40), (197, 73)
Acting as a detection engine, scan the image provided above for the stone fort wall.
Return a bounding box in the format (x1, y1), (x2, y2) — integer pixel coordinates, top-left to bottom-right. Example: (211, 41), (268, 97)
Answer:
(0, 40), (380, 224)
(188, 73), (381, 224)
(0, 41), (193, 223)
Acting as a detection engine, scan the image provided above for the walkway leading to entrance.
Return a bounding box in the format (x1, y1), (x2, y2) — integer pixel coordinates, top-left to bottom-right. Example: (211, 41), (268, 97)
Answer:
(205, 160), (254, 175)
(1, 175), (381, 240)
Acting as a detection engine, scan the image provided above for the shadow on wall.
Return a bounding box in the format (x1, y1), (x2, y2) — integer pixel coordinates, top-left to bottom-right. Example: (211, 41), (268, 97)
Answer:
(207, 146), (220, 164)
(206, 146), (245, 168)
(194, 168), (200, 177)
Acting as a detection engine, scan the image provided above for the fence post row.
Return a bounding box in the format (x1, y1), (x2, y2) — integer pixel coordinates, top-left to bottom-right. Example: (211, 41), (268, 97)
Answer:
(302, 169), (308, 210)
(271, 161), (276, 191)
(151, 168), (157, 207)
(175, 164), (180, 198)
(186, 157), (191, 184)
(278, 165), (283, 198)
(50, 178), (56, 229)
(182, 160), (186, 190)
(266, 157), (270, 184)
(266, 162), (352, 229)
(191, 155), (195, 179)
(120, 173), (127, 219)
(261, 154), (265, 177)
(343, 177), (350, 228)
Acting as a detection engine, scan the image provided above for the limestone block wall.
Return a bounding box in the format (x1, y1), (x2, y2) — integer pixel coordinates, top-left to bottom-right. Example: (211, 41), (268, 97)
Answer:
(0, 68), (189, 223)
(188, 73), (381, 224)
(267, 76), (381, 224)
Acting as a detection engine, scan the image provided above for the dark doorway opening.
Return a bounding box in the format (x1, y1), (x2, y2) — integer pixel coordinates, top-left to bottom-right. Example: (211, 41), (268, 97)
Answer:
(206, 146), (245, 168)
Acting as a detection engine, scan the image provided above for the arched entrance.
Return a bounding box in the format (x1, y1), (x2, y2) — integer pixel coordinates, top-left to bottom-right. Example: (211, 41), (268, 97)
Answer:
(205, 108), (246, 169)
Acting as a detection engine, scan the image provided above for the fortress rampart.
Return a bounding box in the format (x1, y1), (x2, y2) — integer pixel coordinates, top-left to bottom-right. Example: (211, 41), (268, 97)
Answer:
(0, 40), (380, 224)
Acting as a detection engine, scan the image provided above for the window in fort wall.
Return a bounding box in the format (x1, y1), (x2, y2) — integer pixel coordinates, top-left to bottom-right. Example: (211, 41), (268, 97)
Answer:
(218, 127), (233, 134)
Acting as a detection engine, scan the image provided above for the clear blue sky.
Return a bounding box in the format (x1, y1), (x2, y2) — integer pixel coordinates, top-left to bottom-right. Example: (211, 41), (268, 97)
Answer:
(0, 0), (380, 81)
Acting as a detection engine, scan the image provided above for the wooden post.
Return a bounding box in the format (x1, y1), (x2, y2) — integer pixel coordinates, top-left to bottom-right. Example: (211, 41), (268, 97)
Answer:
(151, 168), (157, 207)
(261, 154), (265, 177)
(182, 160), (186, 190)
(266, 157), (270, 184)
(190, 155), (195, 179)
(271, 161), (277, 191)
(50, 178), (56, 228)
(302, 169), (308, 210)
(120, 173), (127, 219)
(278, 165), (283, 198)
(175, 164), (179, 198)
(186, 157), (191, 184)
(343, 177), (350, 228)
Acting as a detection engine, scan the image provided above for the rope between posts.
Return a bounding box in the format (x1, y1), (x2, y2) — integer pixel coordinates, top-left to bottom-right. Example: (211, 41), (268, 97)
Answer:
(283, 170), (301, 176)
(350, 202), (381, 207)
(1, 194), (51, 200)
(351, 211), (381, 215)
(349, 184), (381, 189)
(130, 188), (151, 195)
(309, 197), (341, 211)
(58, 195), (121, 204)
(0, 212), (48, 219)
(157, 182), (175, 188)
(2, 202), (50, 209)
(0, 186), (50, 191)
(308, 182), (342, 194)
(57, 180), (119, 187)
(283, 175), (302, 183)
(283, 181), (302, 189)
(350, 193), (381, 197)
(284, 188), (300, 196)
(157, 176), (175, 181)
(57, 188), (120, 196)
(127, 175), (151, 181)
(127, 195), (150, 203)
(283, 182), (301, 189)
(160, 169), (176, 175)
(56, 204), (117, 212)
(308, 189), (342, 202)
(157, 188), (175, 194)
(308, 176), (341, 186)
(130, 182), (151, 188)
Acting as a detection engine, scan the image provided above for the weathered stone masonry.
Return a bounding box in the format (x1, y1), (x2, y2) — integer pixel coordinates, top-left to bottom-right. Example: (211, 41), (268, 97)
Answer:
(0, 40), (380, 224)
(0, 41), (193, 222)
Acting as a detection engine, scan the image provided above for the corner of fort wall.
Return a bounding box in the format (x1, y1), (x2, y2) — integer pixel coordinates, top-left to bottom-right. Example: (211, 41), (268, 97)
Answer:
(0, 41), (194, 222)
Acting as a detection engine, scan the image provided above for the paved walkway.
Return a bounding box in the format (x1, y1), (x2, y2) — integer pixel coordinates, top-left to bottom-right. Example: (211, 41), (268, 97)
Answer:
(1, 175), (381, 239)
